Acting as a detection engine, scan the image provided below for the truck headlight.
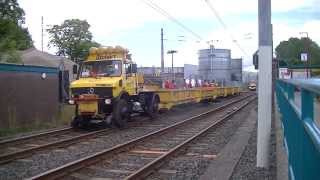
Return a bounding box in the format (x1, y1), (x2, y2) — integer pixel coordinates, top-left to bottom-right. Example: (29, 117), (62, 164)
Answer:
(105, 99), (112, 104)
(68, 99), (75, 105)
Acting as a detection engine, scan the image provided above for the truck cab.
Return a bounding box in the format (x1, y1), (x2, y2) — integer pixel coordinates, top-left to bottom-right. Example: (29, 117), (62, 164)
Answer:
(248, 81), (257, 91)
(69, 46), (159, 128)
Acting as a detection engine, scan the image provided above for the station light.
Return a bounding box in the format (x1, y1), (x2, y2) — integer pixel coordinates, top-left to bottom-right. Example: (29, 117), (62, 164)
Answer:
(68, 99), (75, 105)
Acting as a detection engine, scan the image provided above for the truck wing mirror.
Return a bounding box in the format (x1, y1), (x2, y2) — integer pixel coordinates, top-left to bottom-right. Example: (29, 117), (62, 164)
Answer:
(131, 64), (137, 73)
(73, 64), (78, 74)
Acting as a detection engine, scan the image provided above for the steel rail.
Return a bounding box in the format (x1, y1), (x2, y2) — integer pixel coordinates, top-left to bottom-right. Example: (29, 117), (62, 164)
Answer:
(0, 127), (72, 146)
(28, 94), (253, 180)
(0, 129), (110, 165)
(125, 96), (256, 179)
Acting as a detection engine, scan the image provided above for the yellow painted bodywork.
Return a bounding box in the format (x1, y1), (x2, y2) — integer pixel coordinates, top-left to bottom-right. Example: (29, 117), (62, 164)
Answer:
(71, 76), (121, 89)
(155, 87), (240, 110)
(87, 46), (129, 61)
(70, 75), (137, 97)
(78, 101), (98, 114)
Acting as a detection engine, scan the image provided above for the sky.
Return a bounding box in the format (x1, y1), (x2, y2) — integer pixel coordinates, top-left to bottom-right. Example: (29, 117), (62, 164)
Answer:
(19, 0), (320, 71)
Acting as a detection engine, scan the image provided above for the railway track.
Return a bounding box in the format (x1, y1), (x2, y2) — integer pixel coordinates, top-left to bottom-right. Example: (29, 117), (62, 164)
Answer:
(0, 127), (112, 165)
(0, 94), (247, 167)
(1, 108), (192, 166)
(28, 94), (255, 180)
(0, 127), (72, 146)
(0, 113), (155, 165)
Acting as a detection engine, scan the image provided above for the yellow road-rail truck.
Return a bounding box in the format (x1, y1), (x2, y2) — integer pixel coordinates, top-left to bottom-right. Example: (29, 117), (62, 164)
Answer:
(69, 46), (160, 128)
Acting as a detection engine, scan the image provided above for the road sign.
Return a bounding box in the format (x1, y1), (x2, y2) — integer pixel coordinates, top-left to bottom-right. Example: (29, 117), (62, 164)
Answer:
(279, 68), (290, 79)
(301, 53), (308, 62)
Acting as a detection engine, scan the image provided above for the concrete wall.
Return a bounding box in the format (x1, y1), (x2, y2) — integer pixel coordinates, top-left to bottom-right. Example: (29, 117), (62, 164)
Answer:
(0, 63), (60, 129)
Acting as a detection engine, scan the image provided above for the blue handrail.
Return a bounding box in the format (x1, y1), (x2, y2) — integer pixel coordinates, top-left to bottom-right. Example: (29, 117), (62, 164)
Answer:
(276, 79), (320, 180)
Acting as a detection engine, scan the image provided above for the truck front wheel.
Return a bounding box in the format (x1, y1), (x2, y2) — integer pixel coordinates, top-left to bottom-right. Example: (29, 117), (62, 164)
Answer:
(71, 116), (80, 128)
(113, 99), (129, 128)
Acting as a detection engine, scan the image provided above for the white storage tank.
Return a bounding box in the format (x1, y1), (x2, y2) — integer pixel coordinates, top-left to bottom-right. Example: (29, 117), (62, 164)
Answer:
(198, 46), (231, 86)
(231, 58), (242, 81)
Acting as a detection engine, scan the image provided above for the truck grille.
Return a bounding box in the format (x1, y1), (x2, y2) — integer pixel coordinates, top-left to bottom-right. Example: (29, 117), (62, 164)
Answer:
(71, 87), (113, 98)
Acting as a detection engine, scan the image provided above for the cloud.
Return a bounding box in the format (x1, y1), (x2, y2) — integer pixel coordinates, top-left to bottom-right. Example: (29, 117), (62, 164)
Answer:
(18, 0), (319, 72)
(302, 20), (320, 43)
(272, 0), (315, 12)
(19, 0), (164, 52)
(169, 18), (320, 71)
(170, 21), (258, 68)
(273, 20), (320, 46)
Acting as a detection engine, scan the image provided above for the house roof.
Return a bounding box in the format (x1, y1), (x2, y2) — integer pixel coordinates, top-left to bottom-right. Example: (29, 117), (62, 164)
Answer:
(20, 48), (76, 68)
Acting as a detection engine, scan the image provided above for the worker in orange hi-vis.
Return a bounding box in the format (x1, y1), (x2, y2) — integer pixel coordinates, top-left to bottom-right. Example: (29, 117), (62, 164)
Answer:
(164, 80), (170, 89)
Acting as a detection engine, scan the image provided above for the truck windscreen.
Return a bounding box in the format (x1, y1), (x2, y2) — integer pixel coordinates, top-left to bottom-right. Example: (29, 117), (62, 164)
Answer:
(80, 60), (122, 77)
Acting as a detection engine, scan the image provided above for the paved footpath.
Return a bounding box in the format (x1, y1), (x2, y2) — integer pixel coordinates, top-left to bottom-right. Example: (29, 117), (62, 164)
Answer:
(200, 107), (257, 180)
(200, 102), (282, 180)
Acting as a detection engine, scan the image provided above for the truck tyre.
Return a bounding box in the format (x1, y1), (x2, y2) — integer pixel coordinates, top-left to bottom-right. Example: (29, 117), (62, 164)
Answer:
(145, 94), (159, 119)
(71, 116), (90, 129)
(113, 99), (129, 128)
(71, 116), (80, 128)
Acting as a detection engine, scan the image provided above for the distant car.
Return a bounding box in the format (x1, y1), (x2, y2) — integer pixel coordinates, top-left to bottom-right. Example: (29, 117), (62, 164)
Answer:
(248, 82), (256, 91)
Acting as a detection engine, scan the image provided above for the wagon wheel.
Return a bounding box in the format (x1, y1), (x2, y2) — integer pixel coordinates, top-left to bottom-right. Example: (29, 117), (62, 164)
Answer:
(145, 94), (159, 119)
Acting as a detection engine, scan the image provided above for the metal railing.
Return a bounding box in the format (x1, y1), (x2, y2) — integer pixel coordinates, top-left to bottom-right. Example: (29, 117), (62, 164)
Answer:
(276, 79), (320, 180)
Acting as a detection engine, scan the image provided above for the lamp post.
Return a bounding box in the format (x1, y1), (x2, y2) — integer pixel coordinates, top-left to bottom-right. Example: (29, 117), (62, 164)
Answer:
(167, 50), (177, 80)
(299, 32), (309, 78)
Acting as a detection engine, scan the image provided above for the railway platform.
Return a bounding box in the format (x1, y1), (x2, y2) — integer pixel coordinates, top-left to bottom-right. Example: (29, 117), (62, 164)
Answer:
(200, 103), (259, 180)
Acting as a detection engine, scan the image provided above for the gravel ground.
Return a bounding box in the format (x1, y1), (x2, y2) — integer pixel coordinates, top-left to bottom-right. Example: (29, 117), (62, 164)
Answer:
(146, 99), (258, 180)
(230, 106), (276, 180)
(0, 129), (91, 155)
(0, 126), (70, 142)
(0, 95), (244, 180)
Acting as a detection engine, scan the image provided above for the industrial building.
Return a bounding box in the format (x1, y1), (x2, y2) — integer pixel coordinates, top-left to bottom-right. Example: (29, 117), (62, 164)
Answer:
(198, 45), (242, 86)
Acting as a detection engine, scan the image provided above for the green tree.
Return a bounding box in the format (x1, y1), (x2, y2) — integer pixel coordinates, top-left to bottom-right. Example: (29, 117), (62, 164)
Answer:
(0, 0), (33, 63)
(0, 0), (25, 23)
(73, 40), (100, 62)
(275, 37), (320, 66)
(47, 19), (99, 62)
